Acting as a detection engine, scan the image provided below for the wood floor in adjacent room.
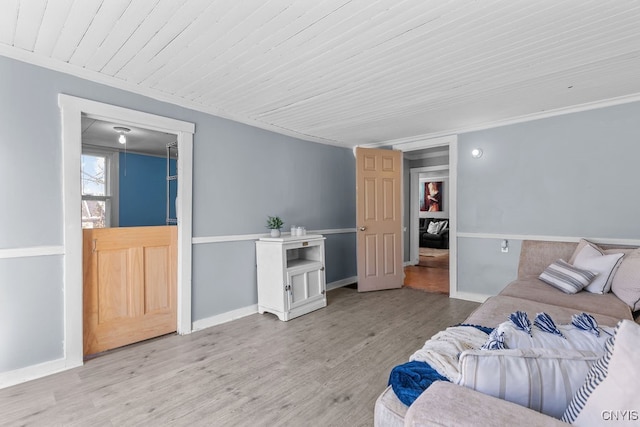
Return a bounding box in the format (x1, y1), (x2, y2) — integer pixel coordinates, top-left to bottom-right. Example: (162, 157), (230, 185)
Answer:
(0, 287), (479, 427)
(404, 248), (450, 294)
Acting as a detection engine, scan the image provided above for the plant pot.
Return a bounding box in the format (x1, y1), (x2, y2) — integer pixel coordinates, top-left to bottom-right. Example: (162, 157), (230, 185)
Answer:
(270, 229), (281, 237)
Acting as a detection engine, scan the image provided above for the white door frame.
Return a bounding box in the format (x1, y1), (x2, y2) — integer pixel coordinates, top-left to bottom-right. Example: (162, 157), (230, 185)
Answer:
(59, 94), (194, 369)
(409, 167), (449, 264)
(393, 135), (459, 297)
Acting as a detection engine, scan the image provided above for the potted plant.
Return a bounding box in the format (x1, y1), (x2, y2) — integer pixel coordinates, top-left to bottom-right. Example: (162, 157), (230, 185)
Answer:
(266, 216), (284, 237)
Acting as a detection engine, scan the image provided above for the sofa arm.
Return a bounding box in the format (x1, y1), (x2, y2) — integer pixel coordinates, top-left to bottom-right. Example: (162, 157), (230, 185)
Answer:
(404, 382), (567, 427)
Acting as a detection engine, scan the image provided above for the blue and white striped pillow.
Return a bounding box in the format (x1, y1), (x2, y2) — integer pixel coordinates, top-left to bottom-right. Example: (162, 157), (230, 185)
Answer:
(538, 259), (597, 294)
(562, 320), (640, 424)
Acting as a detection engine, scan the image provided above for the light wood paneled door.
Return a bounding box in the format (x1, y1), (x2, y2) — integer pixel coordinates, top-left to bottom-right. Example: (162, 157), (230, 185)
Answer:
(356, 147), (403, 292)
(83, 226), (177, 355)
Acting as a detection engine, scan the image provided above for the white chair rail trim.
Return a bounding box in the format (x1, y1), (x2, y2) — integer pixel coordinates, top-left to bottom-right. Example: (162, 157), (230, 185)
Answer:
(0, 245), (64, 259)
(457, 232), (640, 247)
(192, 228), (357, 244)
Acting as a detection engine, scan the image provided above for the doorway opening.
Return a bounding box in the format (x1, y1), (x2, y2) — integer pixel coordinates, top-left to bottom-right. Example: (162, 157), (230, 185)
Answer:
(406, 161), (450, 294)
(80, 117), (181, 356)
(391, 135), (458, 297)
(59, 94), (194, 370)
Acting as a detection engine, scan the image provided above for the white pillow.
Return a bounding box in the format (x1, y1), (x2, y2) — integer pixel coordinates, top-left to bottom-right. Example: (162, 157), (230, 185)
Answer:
(563, 320), (640, 425)
(486, 319), (613, 353)
(426, 221), (439, 234)
(572, 243), (624, 294)
(436, 220), (448, 233)
(611, 249), (640, 311)
(538, 259), (597, 294)
(457, 347), (600, 419)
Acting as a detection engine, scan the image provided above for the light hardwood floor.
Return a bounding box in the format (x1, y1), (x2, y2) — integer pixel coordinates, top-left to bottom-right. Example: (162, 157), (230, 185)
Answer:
(1, 287), (479, 426)
(404, 250), (450, 294)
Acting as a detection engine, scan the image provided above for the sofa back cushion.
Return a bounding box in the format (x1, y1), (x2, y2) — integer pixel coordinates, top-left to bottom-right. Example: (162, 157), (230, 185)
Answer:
(518, 240), (638, 279)
(518, 241), (579, 279)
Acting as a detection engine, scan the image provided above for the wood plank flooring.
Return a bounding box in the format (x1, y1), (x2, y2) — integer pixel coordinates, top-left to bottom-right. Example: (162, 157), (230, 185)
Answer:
(404, 250), (450, 294)
(0, 287), (479, 427)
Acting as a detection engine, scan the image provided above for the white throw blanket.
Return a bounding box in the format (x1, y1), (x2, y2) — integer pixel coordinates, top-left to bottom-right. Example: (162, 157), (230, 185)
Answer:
(409, 326), (489, 380)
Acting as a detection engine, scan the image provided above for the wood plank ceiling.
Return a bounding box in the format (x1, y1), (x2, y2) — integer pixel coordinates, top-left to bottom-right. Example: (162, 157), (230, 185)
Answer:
(2, 0), (640, 148)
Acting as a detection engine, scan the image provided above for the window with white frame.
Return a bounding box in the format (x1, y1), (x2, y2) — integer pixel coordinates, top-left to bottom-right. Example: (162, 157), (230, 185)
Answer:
(81, 149), (118, 228)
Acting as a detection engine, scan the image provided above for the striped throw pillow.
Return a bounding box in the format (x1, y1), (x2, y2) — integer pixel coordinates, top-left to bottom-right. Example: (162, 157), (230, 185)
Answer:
(562, 320), (640, 424)
(457, 348), (600, 419)
(538, 259), (597, 294)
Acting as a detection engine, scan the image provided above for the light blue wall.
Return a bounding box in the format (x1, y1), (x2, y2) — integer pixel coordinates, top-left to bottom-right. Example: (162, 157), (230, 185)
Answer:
(0, 55), (356, 373)
(457, 238), (522, 296)
(1, 58), (63, 249)
(119, 152), (177, 227)
(0, 256), (64, 371)
(457, 102), (640, 295)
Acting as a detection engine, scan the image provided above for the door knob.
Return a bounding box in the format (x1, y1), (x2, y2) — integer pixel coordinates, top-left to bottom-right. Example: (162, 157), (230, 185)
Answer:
(359, 226), (367, 231)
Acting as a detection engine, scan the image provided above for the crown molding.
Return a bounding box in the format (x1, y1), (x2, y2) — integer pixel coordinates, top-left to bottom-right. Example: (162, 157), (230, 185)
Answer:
(365, 92), (640, 149)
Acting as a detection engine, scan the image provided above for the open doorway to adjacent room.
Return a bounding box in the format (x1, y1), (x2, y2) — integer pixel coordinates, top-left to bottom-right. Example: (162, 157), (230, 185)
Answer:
(403, 146), (450, 294)
(81, 117), (180, 356)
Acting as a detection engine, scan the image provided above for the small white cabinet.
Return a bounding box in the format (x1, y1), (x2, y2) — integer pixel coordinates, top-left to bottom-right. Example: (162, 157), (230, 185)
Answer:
(256, 235), (327, 321)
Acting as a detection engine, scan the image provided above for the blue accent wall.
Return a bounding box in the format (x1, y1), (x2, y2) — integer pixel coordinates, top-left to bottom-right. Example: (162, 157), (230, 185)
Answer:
(119, 152), (176, 226)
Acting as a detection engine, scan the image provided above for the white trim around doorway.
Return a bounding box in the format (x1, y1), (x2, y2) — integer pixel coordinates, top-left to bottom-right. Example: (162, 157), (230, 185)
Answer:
(58, 94), (195, 371)
(393, 135), (459, 299)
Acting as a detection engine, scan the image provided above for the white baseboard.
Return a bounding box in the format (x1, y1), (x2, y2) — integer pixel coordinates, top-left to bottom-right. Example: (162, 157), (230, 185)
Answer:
(192, 276), (358, 331)
(449, 291), (491, 303)
(0, 357), (79, 390)
(326, 276), (357, 291)
(403, 260), (420, 267)
(192, 304), (259, 332)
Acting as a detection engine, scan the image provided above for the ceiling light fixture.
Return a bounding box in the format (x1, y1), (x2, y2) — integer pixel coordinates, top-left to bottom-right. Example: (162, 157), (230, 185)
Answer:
(471, 148), (483, 158)
(114, 126), (130, 145)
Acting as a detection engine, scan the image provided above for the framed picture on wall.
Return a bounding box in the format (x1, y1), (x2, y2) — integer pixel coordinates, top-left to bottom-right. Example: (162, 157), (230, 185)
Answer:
(419, 181), (443, 212)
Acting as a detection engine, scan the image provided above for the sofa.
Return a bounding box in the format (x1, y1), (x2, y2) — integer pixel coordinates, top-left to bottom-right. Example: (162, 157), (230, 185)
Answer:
(375, 239), (640, 426)
(419, 218), (449, 249)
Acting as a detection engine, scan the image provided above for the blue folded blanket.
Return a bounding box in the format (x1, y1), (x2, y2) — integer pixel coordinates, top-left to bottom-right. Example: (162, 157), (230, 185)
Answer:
(388, 361), (448, 406)
(457, 323), (493, 335)
(388, 324), (493, 406)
